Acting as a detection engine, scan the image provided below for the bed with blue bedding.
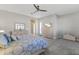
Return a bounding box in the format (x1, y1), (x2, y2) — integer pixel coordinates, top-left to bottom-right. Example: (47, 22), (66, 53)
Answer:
(15, 35), (48, 55)
(0, 34), (48, 55)
(23, 36), (48, 54)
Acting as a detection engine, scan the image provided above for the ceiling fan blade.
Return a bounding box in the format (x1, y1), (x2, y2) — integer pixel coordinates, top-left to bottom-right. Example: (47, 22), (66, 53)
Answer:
(32, 4), (47, 14)
(33, 4), (39, 10)
(40, 9), (47, 12)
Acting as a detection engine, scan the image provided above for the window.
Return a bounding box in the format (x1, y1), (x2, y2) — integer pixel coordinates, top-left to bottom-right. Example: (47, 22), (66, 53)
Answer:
(39, 22), (42, 35)
(15, 23), (25, 30)
(0, 30), (5, 33)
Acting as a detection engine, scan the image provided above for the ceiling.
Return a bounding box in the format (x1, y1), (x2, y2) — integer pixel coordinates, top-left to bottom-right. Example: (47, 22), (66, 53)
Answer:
(0, 4), (79, 18)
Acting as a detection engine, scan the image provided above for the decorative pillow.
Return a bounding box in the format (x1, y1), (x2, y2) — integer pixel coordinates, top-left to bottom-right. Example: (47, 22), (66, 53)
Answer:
(16, 35), (23, 40)
(3, 34), (11, 43)
(10, 35), (17, 41)
(3, 33), (17, 42)
(0, 35), (8, 48)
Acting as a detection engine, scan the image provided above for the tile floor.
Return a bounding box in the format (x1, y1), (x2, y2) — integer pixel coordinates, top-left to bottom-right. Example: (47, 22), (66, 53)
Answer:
(47, 39), (79, 55)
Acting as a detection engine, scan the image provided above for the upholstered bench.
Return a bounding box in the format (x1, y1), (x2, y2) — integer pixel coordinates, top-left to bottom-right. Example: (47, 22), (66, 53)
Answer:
(63, 34), (76, 41)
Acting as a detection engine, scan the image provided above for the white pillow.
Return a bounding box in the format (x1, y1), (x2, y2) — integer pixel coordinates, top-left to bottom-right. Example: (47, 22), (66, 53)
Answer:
(11, 35), (17, 41)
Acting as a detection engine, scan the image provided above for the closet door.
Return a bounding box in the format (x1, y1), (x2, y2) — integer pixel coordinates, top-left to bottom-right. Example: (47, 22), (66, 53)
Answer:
(42, 23), (53, 39)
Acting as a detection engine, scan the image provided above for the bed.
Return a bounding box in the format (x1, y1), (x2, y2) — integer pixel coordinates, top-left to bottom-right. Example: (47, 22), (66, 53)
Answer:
(0, 34), (48, 55)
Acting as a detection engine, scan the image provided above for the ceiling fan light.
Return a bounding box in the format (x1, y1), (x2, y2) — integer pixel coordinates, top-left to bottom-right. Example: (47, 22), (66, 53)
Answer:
(45, 24), (51, 27)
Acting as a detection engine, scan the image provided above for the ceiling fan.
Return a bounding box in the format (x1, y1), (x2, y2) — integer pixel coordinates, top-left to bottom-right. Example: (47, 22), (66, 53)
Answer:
(31, 4), (47, 14)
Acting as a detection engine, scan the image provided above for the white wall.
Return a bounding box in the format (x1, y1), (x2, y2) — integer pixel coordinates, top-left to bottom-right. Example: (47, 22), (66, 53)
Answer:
(58, 12), (79, 37)
(0, 10), (31, 33)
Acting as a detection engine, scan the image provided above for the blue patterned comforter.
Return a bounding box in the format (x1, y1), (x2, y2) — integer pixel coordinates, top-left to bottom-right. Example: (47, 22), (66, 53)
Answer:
(26, 37), (48, 53)
(17, 35), (48, 54)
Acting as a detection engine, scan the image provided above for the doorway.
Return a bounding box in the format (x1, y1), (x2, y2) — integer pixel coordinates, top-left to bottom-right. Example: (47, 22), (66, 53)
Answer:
(42, 23), (53, 38)
(30, 20), (36, 35)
